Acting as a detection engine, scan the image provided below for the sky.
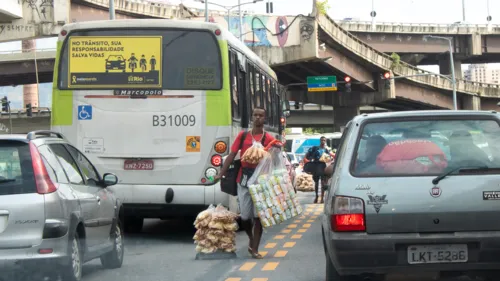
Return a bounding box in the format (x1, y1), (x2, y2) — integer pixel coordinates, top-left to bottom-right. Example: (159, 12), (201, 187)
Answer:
(1, 0), (498, 108)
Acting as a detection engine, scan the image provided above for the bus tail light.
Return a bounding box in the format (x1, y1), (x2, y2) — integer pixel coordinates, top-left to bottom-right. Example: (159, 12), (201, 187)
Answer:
(214, 141), (227, 154)
(60, 30), (67, 36)
(205, 168), (217, 179)
(211, 154), (222, 167)
(215, 29), (221, 36)
(330, 196), (366, 232)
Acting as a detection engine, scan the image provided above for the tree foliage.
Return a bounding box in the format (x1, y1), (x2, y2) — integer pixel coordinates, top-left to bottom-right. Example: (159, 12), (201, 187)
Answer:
(316, 0), (330, 16)
(303, 127), (331, 135)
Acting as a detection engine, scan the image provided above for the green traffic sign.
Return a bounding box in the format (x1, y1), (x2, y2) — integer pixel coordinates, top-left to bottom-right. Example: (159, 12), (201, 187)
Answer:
(307, 76), (337, 92)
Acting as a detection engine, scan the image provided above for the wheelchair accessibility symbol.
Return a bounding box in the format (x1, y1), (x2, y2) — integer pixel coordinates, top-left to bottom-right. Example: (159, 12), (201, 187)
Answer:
(78, 105), (92, 120)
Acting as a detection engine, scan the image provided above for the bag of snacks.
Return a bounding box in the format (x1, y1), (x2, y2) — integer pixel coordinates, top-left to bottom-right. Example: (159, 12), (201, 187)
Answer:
(193, 204), (239, 254)
(241, 138), (268, 165)
(246, 146), (303, 228)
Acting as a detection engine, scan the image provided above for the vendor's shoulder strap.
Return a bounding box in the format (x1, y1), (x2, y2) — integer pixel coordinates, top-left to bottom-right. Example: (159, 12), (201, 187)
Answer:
(239, 131), (248, 150)
(261, 132), (268, 146)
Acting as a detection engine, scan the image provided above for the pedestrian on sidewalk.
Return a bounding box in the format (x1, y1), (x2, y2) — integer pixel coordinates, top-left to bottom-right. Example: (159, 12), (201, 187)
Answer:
(215, 107), (278, 259)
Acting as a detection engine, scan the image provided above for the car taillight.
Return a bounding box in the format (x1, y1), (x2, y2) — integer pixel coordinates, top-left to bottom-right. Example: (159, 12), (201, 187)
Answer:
(211, 154), (222, 167)
(29, 142), (57, 194)
(330, 196), (365, 232)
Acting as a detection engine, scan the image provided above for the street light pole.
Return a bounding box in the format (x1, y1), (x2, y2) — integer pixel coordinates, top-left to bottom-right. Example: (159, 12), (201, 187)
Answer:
(34, 48), (40, 110)
(487, 0), (492, 31)
(199, 0), (262, 40)
(109, 0), (115, 20)
(462, 0), (466, 21)
(205, 0), (209, 22)
(371, 0), (376, 31)
(424, 35), (457, 110)
(238, 0), (243, 42)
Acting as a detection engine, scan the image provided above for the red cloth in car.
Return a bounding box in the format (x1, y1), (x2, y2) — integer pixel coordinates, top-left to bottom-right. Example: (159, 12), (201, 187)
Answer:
(376, 139), (448, 174)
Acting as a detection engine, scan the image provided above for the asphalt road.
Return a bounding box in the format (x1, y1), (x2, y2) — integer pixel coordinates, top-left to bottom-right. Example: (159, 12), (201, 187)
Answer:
(79, 192), (481, 281)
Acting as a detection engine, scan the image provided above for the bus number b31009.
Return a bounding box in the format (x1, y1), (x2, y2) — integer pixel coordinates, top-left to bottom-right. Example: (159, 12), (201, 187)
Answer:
(153, 115), (196, 127)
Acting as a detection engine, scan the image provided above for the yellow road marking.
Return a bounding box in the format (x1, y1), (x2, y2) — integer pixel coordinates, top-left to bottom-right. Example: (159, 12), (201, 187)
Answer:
(252, 279), (269, 281)
(259, 251), (268, 257)
(284, 242), (296, 248)
(303, 224), (311, 228)
(281, 229), (291, 234)
(262, 262), (279, 271)
(298, 228), (308, 233)
(274, 235), (285, 240)
(294, 220), (302, 223)
(265, 242), (277, 249)
(291, 234), (302, 239)
(274, 250), (288, 257)
(314, 212), (322, 215)
(288, 224), (297, 228)
(239, 262), (256, 271)
(307, 219), (315, 223)
(225, 278), (241, 281)
(311, 216), (318, 219)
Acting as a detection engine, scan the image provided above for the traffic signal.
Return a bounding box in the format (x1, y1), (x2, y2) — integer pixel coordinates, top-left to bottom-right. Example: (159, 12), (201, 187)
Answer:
(1, 97), (8, 112)
(266, 1), (274, 13)
(344, 76), (351, 93)
(279, 116), (286, 134)
(382, 72), (391, 89)
(26, 103), (33, 117)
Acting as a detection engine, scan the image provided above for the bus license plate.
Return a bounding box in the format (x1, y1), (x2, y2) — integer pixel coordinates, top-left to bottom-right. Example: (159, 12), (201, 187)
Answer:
(124, 160), (154, 170)
(407, 244), (468, 264)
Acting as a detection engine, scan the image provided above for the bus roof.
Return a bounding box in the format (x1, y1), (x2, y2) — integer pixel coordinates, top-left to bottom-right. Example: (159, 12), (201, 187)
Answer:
(59, 19), (277, 80)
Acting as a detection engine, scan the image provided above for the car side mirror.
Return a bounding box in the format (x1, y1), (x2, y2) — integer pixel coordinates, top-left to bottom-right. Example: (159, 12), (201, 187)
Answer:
(102, 173), (118, 187)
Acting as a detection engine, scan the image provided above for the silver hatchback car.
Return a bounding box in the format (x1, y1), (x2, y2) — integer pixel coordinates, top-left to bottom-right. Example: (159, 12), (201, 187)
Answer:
(0, 131), (124, 281)
(322, 111), (500, 281)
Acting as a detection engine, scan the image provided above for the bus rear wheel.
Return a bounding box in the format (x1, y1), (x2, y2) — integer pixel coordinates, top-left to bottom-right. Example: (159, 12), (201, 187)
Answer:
(124, 216), (143, 233)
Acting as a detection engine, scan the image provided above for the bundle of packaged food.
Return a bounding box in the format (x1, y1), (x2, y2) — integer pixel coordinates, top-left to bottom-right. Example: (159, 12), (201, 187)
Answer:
(193, 204), (239, 254)
(241, 141), (268, 165)
(295, 173), (315, 192)
(247, 146), (303, 228)
(319, 153), (332, 163)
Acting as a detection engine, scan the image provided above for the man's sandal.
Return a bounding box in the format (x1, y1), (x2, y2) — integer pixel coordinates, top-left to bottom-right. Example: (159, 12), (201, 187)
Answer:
(248, 247), (263, 259)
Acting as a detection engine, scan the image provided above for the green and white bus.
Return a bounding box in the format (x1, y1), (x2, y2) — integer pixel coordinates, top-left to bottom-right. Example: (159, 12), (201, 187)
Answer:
(51, 19), (286, 232)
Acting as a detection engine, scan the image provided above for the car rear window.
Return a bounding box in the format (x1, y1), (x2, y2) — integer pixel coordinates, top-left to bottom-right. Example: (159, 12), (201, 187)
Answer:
(0, 142), (36, 195)
(351, 118), (500, 177)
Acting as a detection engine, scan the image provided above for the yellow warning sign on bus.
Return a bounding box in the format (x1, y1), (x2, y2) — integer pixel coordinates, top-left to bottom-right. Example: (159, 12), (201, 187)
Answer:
(68, 36), (162, 88)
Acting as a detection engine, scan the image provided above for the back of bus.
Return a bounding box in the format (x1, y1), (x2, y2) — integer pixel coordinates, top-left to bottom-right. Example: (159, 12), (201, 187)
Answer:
(52, 21), (232, 228)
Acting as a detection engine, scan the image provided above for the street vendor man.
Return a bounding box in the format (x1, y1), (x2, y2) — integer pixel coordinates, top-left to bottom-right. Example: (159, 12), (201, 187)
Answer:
(304, 136), (335, 204)
(215, 107), (279, 259)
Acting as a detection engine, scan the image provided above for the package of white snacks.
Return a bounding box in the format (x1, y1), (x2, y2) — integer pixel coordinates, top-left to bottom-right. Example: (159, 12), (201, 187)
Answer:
(247, 147), (303, 228)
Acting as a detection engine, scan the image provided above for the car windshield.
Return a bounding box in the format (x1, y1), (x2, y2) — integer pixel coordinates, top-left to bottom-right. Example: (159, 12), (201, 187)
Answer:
(351, 118), (500, 176)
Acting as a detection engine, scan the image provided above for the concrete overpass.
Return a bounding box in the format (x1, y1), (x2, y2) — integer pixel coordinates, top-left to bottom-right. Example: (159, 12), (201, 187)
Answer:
(3, 0), (500, 129)
(337, 20), (500, 75)
(0, 111), (50, 134)
(0, 0), (69, 43)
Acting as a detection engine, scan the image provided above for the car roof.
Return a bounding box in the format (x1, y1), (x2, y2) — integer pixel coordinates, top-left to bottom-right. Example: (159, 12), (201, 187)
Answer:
(352, 110), (499, 123)
(0, 134), (30, 143)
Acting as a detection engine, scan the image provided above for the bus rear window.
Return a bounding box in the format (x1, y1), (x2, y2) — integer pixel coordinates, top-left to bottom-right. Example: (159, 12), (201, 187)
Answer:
(58, 29), (222, 90)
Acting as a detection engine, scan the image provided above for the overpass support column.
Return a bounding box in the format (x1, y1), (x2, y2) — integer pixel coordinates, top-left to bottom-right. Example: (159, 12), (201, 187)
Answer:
(438, 54), (463, 80)
(333, 106), (360, 132)
(462, 95), (481, 110)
